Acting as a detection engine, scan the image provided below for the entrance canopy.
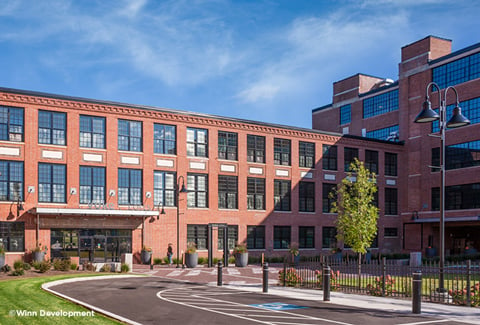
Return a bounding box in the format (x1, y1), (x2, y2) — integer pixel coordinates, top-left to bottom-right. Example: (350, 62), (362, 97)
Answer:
(31, 207), (159, 217)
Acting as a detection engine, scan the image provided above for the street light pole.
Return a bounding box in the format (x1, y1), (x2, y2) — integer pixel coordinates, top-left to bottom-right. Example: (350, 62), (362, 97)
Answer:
(414, 82), (470, 291)
(176, 175), (188, 268)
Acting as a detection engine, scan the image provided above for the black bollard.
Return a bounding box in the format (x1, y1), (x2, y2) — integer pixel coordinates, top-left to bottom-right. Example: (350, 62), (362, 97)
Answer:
(412, 271), (422, 314)
(263, 262), (269, 293)
(217, 261), (223, 286)
(323, 265), (331, 301)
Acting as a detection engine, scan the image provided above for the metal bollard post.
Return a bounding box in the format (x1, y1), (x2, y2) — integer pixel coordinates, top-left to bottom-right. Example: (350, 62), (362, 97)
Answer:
(323, 265), (331, 301)
(412, 271), (422, 314)
(217, 261), (223, 286)
(263, 262), (269, 293)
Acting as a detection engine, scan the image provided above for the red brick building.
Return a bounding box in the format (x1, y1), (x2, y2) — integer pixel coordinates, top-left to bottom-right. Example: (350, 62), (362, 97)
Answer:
(313, 36), (480, 257)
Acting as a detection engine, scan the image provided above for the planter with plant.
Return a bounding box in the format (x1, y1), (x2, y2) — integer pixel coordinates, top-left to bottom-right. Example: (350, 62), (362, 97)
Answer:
(141, 246), (152, 264)
(233, 243), (248, 267)
(0, 245), (5, 268)
(185, 242), (198, 268)
(33, 243), (48, 262)
(289, 243), (300, 264)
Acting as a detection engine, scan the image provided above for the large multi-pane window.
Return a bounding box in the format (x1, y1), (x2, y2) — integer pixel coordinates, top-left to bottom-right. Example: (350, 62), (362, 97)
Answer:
(299, 226), (315, 249)
(187, 173), (208, 208)
(0, 222), (24, 252)
(153, 171), (176, 207)
(433, 97), (480, 133)
(273, 226), (291, 249)
(432, 52), (480, 89)
(218, 225), (238, 250)
(118, 120), (142, 152)
(218, 131), (237, 160)
(247, 135), (265, 163)
(247, 177), (265, 210)
(385, 152), (398, 176)
(80, 115), (105, 148)
(118, 168), (142, 205)
(299, 181), (315, 212)
(187, 224), (208, 250)
(344, 147), (359, 171)
(322, 227), (337, 249)
(432, 183), (480, 211)
(432, 140), (480, 171)
(79, 166), (105, 204)
(187, 128), (208, 157)
(366, 125), (399, 142)
(0, 106), (23, 142)
(38, 110), (66, 145)
(38, 163), (66, 203)
(247, 226), (265, 249)
(154, 124), (176, 155)
(322, 145), (337, 170)
(218, 175), (237, 209)
(385, 188), (398, 215)
(340, 104), (351, 125)
(363, 89), (399, 118)
(274, 138), (291, 166)
(0, 161), (23, 201)
(365, 150), (378, 174)
(299, 141), (315, 168)
(322, 183), (336, 213)
(274, 180), (291, 211)
(384, 228), (398, 237)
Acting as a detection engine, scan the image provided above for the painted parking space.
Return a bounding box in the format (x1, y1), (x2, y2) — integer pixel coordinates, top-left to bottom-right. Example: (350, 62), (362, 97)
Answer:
(250, 302), (308, 311)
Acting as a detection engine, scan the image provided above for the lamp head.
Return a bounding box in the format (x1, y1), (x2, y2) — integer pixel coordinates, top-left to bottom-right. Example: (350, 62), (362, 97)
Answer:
(414, 99), (440, 123)
(446, 106), (470, 128)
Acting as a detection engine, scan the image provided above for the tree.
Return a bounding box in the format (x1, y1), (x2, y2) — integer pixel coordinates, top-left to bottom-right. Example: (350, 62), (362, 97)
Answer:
(330, 158), (378, 282)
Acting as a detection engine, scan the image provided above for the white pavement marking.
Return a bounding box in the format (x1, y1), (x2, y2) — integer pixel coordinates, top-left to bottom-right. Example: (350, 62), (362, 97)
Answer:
(166, 270), (184, 276)
(185, 270), (201, 276)
(227, 268), (240, 275)
(396, 320), (452, 325)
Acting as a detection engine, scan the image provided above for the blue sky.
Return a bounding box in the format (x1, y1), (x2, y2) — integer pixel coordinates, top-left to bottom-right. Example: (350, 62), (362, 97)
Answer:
(1, 0), (479, 128)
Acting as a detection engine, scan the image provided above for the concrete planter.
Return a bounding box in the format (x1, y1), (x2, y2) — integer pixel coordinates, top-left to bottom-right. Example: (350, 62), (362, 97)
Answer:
(33, 251), (45, 262)
(185, 252), (198, 268)
(141, 250), (152, 265)
(0, 254), (4, 268)
(234, 252), (248, 267)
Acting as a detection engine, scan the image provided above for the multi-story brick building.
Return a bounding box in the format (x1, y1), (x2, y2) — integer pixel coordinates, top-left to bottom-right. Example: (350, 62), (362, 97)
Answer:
(313, 35), (480, 257)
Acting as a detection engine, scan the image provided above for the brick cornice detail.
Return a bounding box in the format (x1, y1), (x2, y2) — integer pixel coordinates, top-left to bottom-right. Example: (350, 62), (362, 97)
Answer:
(1, 91), (339, 142)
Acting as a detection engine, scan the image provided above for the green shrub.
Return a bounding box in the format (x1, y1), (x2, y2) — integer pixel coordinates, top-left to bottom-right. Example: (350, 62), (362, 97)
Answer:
(120, 263), (130, 273)
(1, 264), (11, 273)
(99, 264), (111, 272)
(366, 275), (396, 296)
(53, 258), (71, 271)
(82, 262), (95, 272)
(31, 261), (40, 270)
(198, 257), (208, 265)
(153, 257), (163, 265)
(70, 263), (78, 271)
(11, 269), (24, 276)
(37, 260), (52, 273)
(278, 267), (302, 287)
(13, 260), (24, 271)
(450, 283), (480, 307)
(23, 262), (31, 271)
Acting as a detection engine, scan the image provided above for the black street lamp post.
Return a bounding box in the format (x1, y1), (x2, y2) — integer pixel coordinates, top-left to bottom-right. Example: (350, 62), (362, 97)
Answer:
(414, 82), (470, 291)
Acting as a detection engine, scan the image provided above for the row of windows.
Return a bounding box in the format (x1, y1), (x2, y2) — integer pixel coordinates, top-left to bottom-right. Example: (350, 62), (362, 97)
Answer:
(432, 52), (480, 89)
(186, 224), (398, 251)
(431, 97), (480, 134)
(432, 183), (480, 211)
(363, 89), (399, 119)
(340, 104), (351, 125)
(365, 125), (399, 142)
(432, 139), (480, 171)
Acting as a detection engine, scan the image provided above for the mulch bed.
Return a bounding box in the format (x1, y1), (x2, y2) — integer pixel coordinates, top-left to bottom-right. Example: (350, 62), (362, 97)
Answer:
(0, 269), (94, 281)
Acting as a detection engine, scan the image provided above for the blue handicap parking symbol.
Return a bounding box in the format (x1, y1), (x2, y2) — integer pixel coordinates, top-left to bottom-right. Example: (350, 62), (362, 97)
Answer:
(250, 302), (307, 311)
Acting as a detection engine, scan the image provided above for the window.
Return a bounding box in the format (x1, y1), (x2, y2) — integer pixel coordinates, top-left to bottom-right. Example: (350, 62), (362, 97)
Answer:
(80, 115), (105, 148)
(299, 226), (314, 249)
(299, 182), (315, 212)
(218, 131), (237, 160)
(340, 104), (351, 125)
(0, 106), (23, 142)
(384, 228), (398, 237)
(187, 173), (208, 208)
(344, 147), (359, 171)
(322, 145), (337, 170)
(433, 52), (480, 89)
(274, 180), (291, 211)
(247, 178), (265, 210)
(38, 163), (66, 203)
(322, 183), (336, 213)
(218, 175), (237, 209)
(274, 138), (291, 166)
(432, 183), (480, 210)
(118, 168), (142, 205)
(118, 119), (142, 152)
(247, 135), (265, 163)
(299, 141), (315, 168)
(0, 222), (24, 252)
(154, 124), (176, 155)
(274, 226), (291, 249)
(218, 225), (238, 250)
(322, 227), (337, 249)
(0, 161), (23, 201)
(154, 171), (176, 207)
(247, 226), (265, 249)
(385, 152), (398, 176)
(366, 125), (399, 141)
(187, 128), (208, 157)
(385, 188), (398, 215)
(432, 140), (480, 171)
(187, 224), (208, 250)
(79, 166), (105, 204)
(38, 110), (66, 145)
(363, 89), (399, 118)
(365, 150), (378, 174)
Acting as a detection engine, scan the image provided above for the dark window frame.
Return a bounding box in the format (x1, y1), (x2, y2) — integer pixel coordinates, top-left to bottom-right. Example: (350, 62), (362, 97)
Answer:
(218, 175), (238, 209)
(246, 225), (265, 250)
(299, 141), (315, 168)
(187, 173), (208, 208)
(0, 105), (24, 142)
(0, 160), (24, 201)
(322, 145), (337, 171)
(247, 134), (265, 163)
(118, 168), (142, 205)
(118, 119), (143, 152)
(274, 138), (291, 166)
(38, 163), (66, 203)
(274, 180), (291, 211)
(187, 127), (208, 157)
(273, 226), (291, 249)
(154, 171), (176, 207)
(79, 115), (106, 149)
(154, 123), (176, 155)
(79, 166), (106, 204)
(218, 131), (238, 161)
(299, 181), (315, 212)
(247, 177), (265, 210)
(299, 226), (315, 249)
(38, 110), (66, 145)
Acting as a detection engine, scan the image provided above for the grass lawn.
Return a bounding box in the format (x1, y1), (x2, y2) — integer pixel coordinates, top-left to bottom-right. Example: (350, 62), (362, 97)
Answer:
(0, 274), (122, 325)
